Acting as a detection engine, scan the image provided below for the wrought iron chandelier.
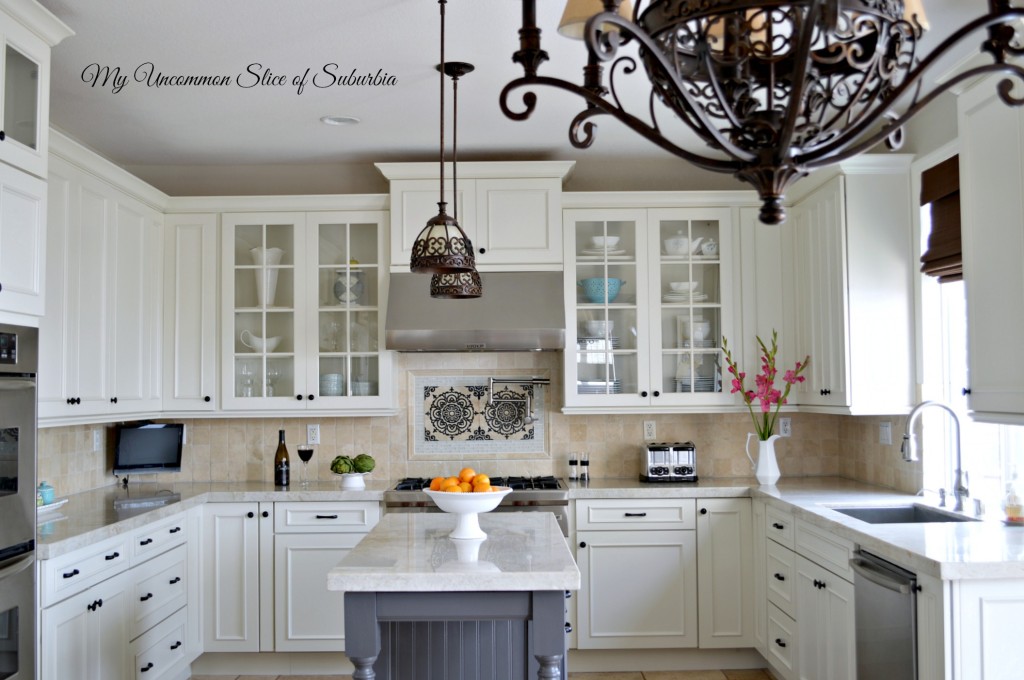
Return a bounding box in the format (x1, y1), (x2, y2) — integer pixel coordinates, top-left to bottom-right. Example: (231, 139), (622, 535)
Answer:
(501, 0), (1024, 224)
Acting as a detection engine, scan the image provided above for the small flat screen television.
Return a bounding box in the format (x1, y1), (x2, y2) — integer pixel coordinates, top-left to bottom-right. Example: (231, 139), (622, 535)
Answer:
(113, 423), (184, 476)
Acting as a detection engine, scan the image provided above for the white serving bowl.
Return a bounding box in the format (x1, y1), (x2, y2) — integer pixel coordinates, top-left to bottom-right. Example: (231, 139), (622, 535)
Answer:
(331, 471), (370, 489)
(423, 487), (513, 538)
(590, 235), (620, 249)
(585, 319), (614, 336)
(670, 281), (698, 292)
(240, 330), (282, 353)
(663, 235), (690, 255)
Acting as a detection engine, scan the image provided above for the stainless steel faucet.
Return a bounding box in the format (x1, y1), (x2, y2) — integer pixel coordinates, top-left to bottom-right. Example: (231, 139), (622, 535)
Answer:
(902, 400), (969, 512)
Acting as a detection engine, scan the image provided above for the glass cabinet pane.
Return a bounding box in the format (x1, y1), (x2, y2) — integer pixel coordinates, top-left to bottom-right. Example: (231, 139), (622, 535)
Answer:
(4, 46), (38, 150)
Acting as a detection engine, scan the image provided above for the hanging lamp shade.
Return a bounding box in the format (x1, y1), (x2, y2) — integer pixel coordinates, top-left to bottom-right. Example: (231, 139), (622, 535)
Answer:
(410, 204), (476, 274)
(430, 270), (484, 299)
(558, 0), (634, 39)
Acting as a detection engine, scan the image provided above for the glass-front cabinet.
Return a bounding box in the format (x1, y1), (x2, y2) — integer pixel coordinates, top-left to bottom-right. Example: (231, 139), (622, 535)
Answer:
(564, 206), (736, 411)
(221, 211), (390, 411)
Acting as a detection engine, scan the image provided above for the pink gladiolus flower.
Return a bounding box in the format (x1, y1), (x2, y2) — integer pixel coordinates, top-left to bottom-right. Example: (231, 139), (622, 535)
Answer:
(731, 379), (743, 393)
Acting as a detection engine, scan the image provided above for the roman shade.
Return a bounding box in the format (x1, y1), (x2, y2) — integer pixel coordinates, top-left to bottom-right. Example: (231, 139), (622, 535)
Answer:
(920, 155), (962, 283)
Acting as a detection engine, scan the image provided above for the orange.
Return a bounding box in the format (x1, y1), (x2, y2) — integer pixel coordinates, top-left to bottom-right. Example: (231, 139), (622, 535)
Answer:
(458, 481), (473, 492)
(471, 473), (490, 487)
(472, 483), (492, 493)
(443, 485), (463, 492)
(458, 467), (476, 483)
(440, 476), (460, 490)
(429, 476), (445, 491)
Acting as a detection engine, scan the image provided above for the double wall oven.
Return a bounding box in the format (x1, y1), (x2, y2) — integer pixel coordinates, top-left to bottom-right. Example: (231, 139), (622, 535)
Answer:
(0, 324), (37, 680)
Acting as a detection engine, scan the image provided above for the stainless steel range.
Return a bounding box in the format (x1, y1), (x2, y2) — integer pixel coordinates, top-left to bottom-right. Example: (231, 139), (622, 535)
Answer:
(384, 476), (570, 536)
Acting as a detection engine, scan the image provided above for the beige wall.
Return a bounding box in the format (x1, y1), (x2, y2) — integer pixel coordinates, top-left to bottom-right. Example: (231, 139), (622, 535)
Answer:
(38, 353), (919, 496)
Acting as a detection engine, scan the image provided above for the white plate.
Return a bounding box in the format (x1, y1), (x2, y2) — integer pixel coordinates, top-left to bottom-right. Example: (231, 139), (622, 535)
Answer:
(37, 497), (68, 514)
(581, 248), (627, 256)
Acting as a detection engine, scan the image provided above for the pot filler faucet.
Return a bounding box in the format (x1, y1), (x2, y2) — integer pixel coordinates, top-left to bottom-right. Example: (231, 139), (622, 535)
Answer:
(902, 400), (968, 512)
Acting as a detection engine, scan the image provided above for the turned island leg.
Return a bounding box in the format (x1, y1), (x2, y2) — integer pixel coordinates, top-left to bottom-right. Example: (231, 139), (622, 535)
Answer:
(344, 592), (380, 680)
(531, 590), (565, 679)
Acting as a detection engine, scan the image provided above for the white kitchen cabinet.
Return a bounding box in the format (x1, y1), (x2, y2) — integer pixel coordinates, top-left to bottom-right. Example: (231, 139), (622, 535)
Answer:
(696, 497), (754, 648)
(751, 499), (768, 657)
(794, 554), (855, 680)
(781, 157), (915, 414)
(129, 606), (188, 680)
(39, 156), (162, 422)
(377, 161), (574, 271)
(163, 213), (218, 411)
(128, 544), (187, 641)
(0, 162), (44, 315)
(562, 200), (739, 412)
(41, 568), (133, 680)
(575, 498), (698, 649)
(202, 501), (273, 652)
(916, 572), (949, 680)
(0, 0), (72, 178)
(766, 602), (799, 680)
(951, 577), (1024, 679)
(220, 210), (392, 412)
(957, 74), (1024, 422)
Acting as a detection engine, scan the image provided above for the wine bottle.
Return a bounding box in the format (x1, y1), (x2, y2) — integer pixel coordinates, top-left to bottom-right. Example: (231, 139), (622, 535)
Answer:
(274, 429), (290, 487)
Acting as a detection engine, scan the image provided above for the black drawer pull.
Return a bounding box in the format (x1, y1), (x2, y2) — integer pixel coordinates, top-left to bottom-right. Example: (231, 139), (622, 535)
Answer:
(169, 526), (181, 534)
(775, 638), (787, 648)
(139, 538), (153, 546)
(105, 552), (120, 561)
(87, 600), (100, 612)
(169, 576), (181, 585)
(624, 512), (647, 517)
(141, 662), (154, 672)
(315, 514), (339, 520)
(170, 641), (182, 650)
(140, 592), (153, 602)
(63, 568), (80, 579)
(772, 522), (784, 530)
(774, 573), (785, 581)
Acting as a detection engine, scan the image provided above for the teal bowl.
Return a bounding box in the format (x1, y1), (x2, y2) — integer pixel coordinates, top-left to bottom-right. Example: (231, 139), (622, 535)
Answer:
(578, 277), (625, 303)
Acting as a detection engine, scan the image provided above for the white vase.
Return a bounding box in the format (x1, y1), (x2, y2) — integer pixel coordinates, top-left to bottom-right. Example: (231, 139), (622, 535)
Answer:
(251, 247), (283, 306)
(745, 433), (782, 485)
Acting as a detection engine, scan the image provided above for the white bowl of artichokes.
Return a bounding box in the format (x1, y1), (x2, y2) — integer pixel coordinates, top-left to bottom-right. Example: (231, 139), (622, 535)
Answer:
(330, 453), (375, 489)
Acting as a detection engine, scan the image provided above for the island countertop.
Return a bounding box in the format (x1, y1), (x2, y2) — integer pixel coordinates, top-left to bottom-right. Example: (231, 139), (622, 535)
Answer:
(327, 512), (580, 593)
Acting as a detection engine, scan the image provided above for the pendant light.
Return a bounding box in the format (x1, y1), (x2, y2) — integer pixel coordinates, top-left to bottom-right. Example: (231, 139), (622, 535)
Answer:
(410, 0), (476, 274)
(431, 62), (483, 299)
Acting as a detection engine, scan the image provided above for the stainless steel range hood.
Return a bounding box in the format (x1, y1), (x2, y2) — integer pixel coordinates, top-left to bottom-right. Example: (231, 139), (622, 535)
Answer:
(385, 272), (565, 352)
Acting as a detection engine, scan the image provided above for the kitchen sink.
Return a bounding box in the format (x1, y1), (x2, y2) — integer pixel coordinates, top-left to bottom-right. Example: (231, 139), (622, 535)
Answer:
(829, 504), (979, 524)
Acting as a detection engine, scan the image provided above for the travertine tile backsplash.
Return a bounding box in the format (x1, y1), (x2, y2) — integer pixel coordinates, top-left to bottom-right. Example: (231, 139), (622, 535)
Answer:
(37, 353), (918, 496)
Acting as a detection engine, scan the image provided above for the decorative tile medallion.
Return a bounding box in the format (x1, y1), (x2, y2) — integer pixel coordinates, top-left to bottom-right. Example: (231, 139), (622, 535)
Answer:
(412, 374), (547, 456)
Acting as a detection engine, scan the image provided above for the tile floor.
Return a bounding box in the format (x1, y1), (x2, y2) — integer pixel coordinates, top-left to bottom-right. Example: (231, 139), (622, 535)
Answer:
(190, 671), (775, 680)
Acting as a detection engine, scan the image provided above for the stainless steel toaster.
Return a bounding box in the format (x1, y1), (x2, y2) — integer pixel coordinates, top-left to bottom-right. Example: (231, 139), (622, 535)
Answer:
(640, 441), (698, 482)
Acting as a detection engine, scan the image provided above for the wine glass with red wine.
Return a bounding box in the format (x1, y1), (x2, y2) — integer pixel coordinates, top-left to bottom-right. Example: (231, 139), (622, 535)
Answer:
(297, 445), (314, 487)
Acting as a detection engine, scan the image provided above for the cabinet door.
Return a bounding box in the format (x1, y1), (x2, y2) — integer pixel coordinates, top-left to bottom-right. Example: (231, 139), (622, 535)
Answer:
(564, 209), (650, 408)
(795, 555), (855, 680)
(0, 164), (45, 315)
(0, 16), (51, 177)
(787, 177), (849, 407)
(474, 177), (561, 265)
(163, 214), (218, 410)
(202, 503), (260, 652)
(915, 572), (949, 680)
(38, 167), (76, 418)
(576, 529), (697, 649)
(696, 498), (753, 648)
(222, 213), (307, 410)
(273, 532), (365, 652)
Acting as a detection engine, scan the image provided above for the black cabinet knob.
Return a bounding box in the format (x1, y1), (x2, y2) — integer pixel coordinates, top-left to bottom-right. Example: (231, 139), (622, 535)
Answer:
(110, 397), (118, 404)
(262, 510), (269, 518)
(962, 387), (972, 396)
(640, 391), (648, 398)
(204, 396), (211, 402)
(564, 622), (573, 634)
(700, 508), (708, 515)
(0, 131), (6, 141)
(653, 390), (661, 397)
(579, 541), (587, 548)
(308, 394), (315, 401)
(478, 247), (486, 254)
(247, 511), (255, 518)
(75, 397), (81, 404)
(296, 394), (304, 400)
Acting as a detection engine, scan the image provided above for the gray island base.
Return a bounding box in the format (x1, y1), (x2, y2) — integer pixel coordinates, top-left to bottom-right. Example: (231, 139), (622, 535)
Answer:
(329, 513), (580, 680)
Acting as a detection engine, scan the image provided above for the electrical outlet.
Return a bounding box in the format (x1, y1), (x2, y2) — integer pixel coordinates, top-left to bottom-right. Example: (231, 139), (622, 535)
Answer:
(643, 421), (656, 440)
(92, 429), (102, 452)
(307, 424), (320, 445)
(879, 421), (893, 446)
(779, 417), (792, 437)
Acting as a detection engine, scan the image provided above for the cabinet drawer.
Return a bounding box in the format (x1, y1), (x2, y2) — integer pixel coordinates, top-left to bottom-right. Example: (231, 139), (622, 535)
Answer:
(130, 544), (187, 640)
(576, 498), (696, 531)
(130, 512), (187, 566)
(766, 603), (798, 680)
(766, 540), (796, 618)
(795, 518), (854, 582)
(41, 533), (129, 607)
(765, 505), (795, 549)
(274, 501), (381, 533)
(131, 605), (188, 680)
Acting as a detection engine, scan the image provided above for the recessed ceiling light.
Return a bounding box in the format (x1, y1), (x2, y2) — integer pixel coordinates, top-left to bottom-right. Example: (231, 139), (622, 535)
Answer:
(320, 115), (360, 126)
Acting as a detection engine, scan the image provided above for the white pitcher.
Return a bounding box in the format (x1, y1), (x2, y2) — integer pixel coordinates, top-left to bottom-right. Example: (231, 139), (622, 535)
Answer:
(250, 247), (284, 306)
(745, 433), (782, 485)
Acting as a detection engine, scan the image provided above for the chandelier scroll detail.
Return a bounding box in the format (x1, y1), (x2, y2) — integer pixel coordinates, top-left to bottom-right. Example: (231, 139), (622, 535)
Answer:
(501, 0), (1024, 224)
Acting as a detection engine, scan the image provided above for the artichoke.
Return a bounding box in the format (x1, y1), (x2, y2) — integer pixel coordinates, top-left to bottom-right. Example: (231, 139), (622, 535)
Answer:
(330, 455), (354, 474)
(353, 453), (376, 473)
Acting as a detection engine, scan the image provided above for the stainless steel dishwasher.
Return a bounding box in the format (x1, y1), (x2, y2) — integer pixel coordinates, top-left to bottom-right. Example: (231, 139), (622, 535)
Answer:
(851, 550), (918, 680)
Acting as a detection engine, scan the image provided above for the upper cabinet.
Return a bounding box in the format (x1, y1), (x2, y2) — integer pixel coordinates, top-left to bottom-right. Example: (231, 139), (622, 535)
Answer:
(958, 74), (1024, 423)
(780, 158), (915, 415)
(377, 161), (574, 271)
(220, 209), (393, 412)
(562, 194), (741, 413)
(0, 0), (72, 178)
(0, 161), (44, 315)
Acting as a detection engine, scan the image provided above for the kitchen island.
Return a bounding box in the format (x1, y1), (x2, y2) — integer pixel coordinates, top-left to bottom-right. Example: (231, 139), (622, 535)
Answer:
(327, 511), (579, 680)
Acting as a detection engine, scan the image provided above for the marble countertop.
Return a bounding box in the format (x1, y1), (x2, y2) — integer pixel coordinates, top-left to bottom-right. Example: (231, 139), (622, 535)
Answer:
(326, 512), (580, 593)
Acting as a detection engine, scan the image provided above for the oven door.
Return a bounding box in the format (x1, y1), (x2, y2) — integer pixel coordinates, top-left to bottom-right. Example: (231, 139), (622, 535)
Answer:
(0, 377), (35, 552)
(0, 550), (34, 680)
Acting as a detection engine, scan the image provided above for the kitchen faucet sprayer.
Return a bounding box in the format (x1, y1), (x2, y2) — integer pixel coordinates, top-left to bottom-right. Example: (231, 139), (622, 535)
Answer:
(903, 400), (968, 513)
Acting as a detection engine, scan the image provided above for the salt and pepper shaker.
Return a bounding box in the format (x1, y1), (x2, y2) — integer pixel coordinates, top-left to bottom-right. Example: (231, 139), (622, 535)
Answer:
(579, 452), (590, 482)
(568, 452), (579, 481)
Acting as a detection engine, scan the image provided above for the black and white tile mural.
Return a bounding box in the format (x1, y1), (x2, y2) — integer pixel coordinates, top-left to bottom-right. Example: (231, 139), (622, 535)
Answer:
(412, 375), (546, 456)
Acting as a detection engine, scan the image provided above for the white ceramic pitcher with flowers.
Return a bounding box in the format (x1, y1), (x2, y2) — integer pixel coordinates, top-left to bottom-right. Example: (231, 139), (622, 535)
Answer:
(722, 330), (810, 486)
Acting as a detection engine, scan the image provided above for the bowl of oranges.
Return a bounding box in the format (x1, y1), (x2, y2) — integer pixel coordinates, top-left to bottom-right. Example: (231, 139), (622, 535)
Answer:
(423, 468), (512, 539)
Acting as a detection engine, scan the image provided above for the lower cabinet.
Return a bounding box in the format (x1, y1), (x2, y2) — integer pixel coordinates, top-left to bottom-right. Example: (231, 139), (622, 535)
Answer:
(794, 555), (855, 680)
(695, 498), (754, 649)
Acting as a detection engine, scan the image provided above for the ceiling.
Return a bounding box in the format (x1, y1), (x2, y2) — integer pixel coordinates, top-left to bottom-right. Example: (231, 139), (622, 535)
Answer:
(35, 0), (983, 195)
